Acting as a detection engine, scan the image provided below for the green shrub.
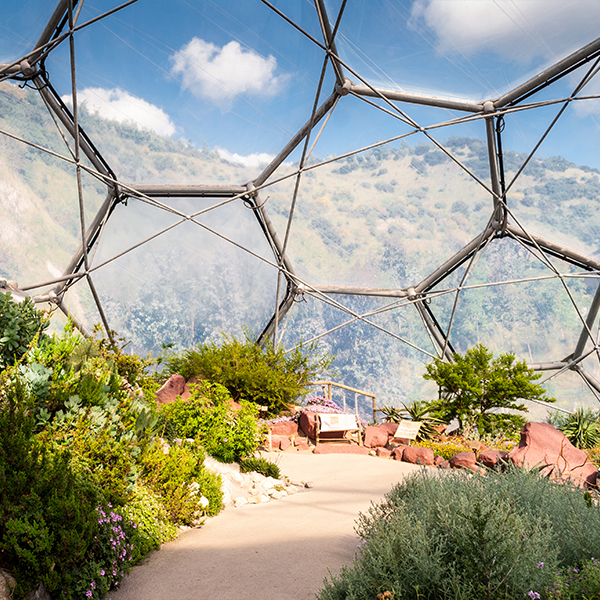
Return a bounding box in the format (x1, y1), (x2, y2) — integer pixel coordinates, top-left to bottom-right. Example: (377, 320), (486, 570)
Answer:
(160, 380), (263, 462)
(0, 377), (106, 599)
(0, 293), (48, 370)
(121, 484), (178, 563)
(414, 436), (516, 460)
(317, 467), (600, 600)
(166, 330), (333, 415)
(239, 456), (281, 479)
(36, 397), (144, 505)
(139, 441), (223, 523)
(92, 325), (159, 393)
(26, 330), (127, 413)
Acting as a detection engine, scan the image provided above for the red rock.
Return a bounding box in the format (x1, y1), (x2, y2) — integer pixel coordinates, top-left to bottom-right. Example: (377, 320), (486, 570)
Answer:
(364, 425), (389, 448)
(449, 452), (477, 470)
(391, 446), (407, 461)
(155, 374), (186, 404)
(434, 455), (446, 467)
(271, 435), (291, 450)
(181, 375), (202, 400)
(376, 447), (392, 458)
(509, 422), (598, 488)
(313, 444), (370, 455)
(478, 449), (508, 469)
(270, 421), (299, 436)
(297, 442), (310, 451)
(299, 411), (318, 439)
(380, 422), (402, 437)
(402, 446), (434, 466)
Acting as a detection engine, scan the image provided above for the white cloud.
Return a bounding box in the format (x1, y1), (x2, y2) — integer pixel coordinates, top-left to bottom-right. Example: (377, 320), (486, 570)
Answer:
(410, 1), (600, 63)
(171, 38), (284, 106)
(62, 87), (176, 137)
(216, 147), (274, 169)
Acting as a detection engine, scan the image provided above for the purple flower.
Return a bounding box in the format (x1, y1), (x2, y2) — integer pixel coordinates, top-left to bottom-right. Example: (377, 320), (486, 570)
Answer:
(86, 592), (92, 598)
(537, 562), (544, 568)
(100, 570), (105, 576)
(528, 592), (541, 600)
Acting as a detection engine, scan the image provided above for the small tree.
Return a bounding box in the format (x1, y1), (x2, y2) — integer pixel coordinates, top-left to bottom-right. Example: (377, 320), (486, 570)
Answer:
(423, 344), (554, 436)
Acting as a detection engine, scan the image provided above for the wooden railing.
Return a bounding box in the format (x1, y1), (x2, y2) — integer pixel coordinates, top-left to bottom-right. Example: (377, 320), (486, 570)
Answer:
(306, 380), (380, 422)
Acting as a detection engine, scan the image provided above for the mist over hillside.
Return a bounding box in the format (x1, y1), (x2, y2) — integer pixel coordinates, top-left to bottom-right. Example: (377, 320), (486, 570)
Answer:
(1, 81), (599, 416)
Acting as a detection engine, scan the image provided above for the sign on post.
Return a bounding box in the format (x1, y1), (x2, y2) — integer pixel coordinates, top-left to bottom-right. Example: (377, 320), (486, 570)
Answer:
(393, 420), (423, 441)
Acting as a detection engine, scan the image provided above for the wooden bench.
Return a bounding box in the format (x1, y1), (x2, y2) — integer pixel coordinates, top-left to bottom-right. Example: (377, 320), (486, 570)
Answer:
(315, 412), (363, 446)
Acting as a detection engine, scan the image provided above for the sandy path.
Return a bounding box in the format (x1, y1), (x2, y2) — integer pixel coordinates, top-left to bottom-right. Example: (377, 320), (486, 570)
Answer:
(107, 452), (420, 600)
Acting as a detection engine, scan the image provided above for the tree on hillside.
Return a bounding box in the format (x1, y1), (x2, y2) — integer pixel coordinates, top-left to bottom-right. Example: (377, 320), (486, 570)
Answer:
(423, 344), (554, 436)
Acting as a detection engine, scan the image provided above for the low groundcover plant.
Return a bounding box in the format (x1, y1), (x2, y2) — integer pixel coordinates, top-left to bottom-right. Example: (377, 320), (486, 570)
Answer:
(317, 466), (600, 600)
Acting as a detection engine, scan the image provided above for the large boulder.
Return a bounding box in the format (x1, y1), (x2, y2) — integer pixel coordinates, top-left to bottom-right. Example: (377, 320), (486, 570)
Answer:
(478, 449), (508, 469)
(270, 435), (291, 451)
(364, 425), (390, 448)
(449, 452), (477, 471)
(391, 446), (407, 461)
(509, 422), (598, 487)
(379, 422), (401, 437)
(155, 374), (186, 404)
(402, 446), (434, 466)
(269, 421), (298, 436)
(299, 411), (318, 439)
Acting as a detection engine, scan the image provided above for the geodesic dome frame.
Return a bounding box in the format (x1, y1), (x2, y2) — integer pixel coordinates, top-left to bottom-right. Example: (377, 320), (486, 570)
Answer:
(2, 0), (600, 406)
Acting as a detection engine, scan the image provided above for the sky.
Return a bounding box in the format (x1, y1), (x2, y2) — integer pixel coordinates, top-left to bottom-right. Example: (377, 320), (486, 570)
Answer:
(2, 0), (600, 168)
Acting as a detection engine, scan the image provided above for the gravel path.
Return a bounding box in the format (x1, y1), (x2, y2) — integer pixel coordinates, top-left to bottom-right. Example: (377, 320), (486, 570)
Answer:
(107, 451), (420, 600)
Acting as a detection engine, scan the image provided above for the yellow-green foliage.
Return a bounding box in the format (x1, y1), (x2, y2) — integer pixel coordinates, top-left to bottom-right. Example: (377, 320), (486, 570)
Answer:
(413, 438), (471, 460)
(139, 442), (223, 523)
(413, 437), (516, 460)
(585, 445), (600, 467)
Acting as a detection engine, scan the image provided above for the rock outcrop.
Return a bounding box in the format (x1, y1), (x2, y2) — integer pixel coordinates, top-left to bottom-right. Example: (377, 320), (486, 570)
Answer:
(155, 374), (186, 404)
(508, 422), (597, 487)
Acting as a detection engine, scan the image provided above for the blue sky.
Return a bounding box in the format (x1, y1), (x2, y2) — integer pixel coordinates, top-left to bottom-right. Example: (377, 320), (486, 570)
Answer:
(3, 0), (600, 168)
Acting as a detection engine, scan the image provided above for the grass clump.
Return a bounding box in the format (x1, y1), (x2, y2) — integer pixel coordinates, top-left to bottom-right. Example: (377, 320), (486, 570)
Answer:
(317, 467), (600, 600)
(239, 457), (281, 479)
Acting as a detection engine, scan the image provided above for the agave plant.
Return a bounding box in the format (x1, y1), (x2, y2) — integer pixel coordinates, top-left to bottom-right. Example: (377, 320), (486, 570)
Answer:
(380, 401), (446, 441)
(558, 408), (600, 449)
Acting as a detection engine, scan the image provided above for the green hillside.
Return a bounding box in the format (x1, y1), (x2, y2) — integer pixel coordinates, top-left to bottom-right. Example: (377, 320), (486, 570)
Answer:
(1, 81), (599, 415)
